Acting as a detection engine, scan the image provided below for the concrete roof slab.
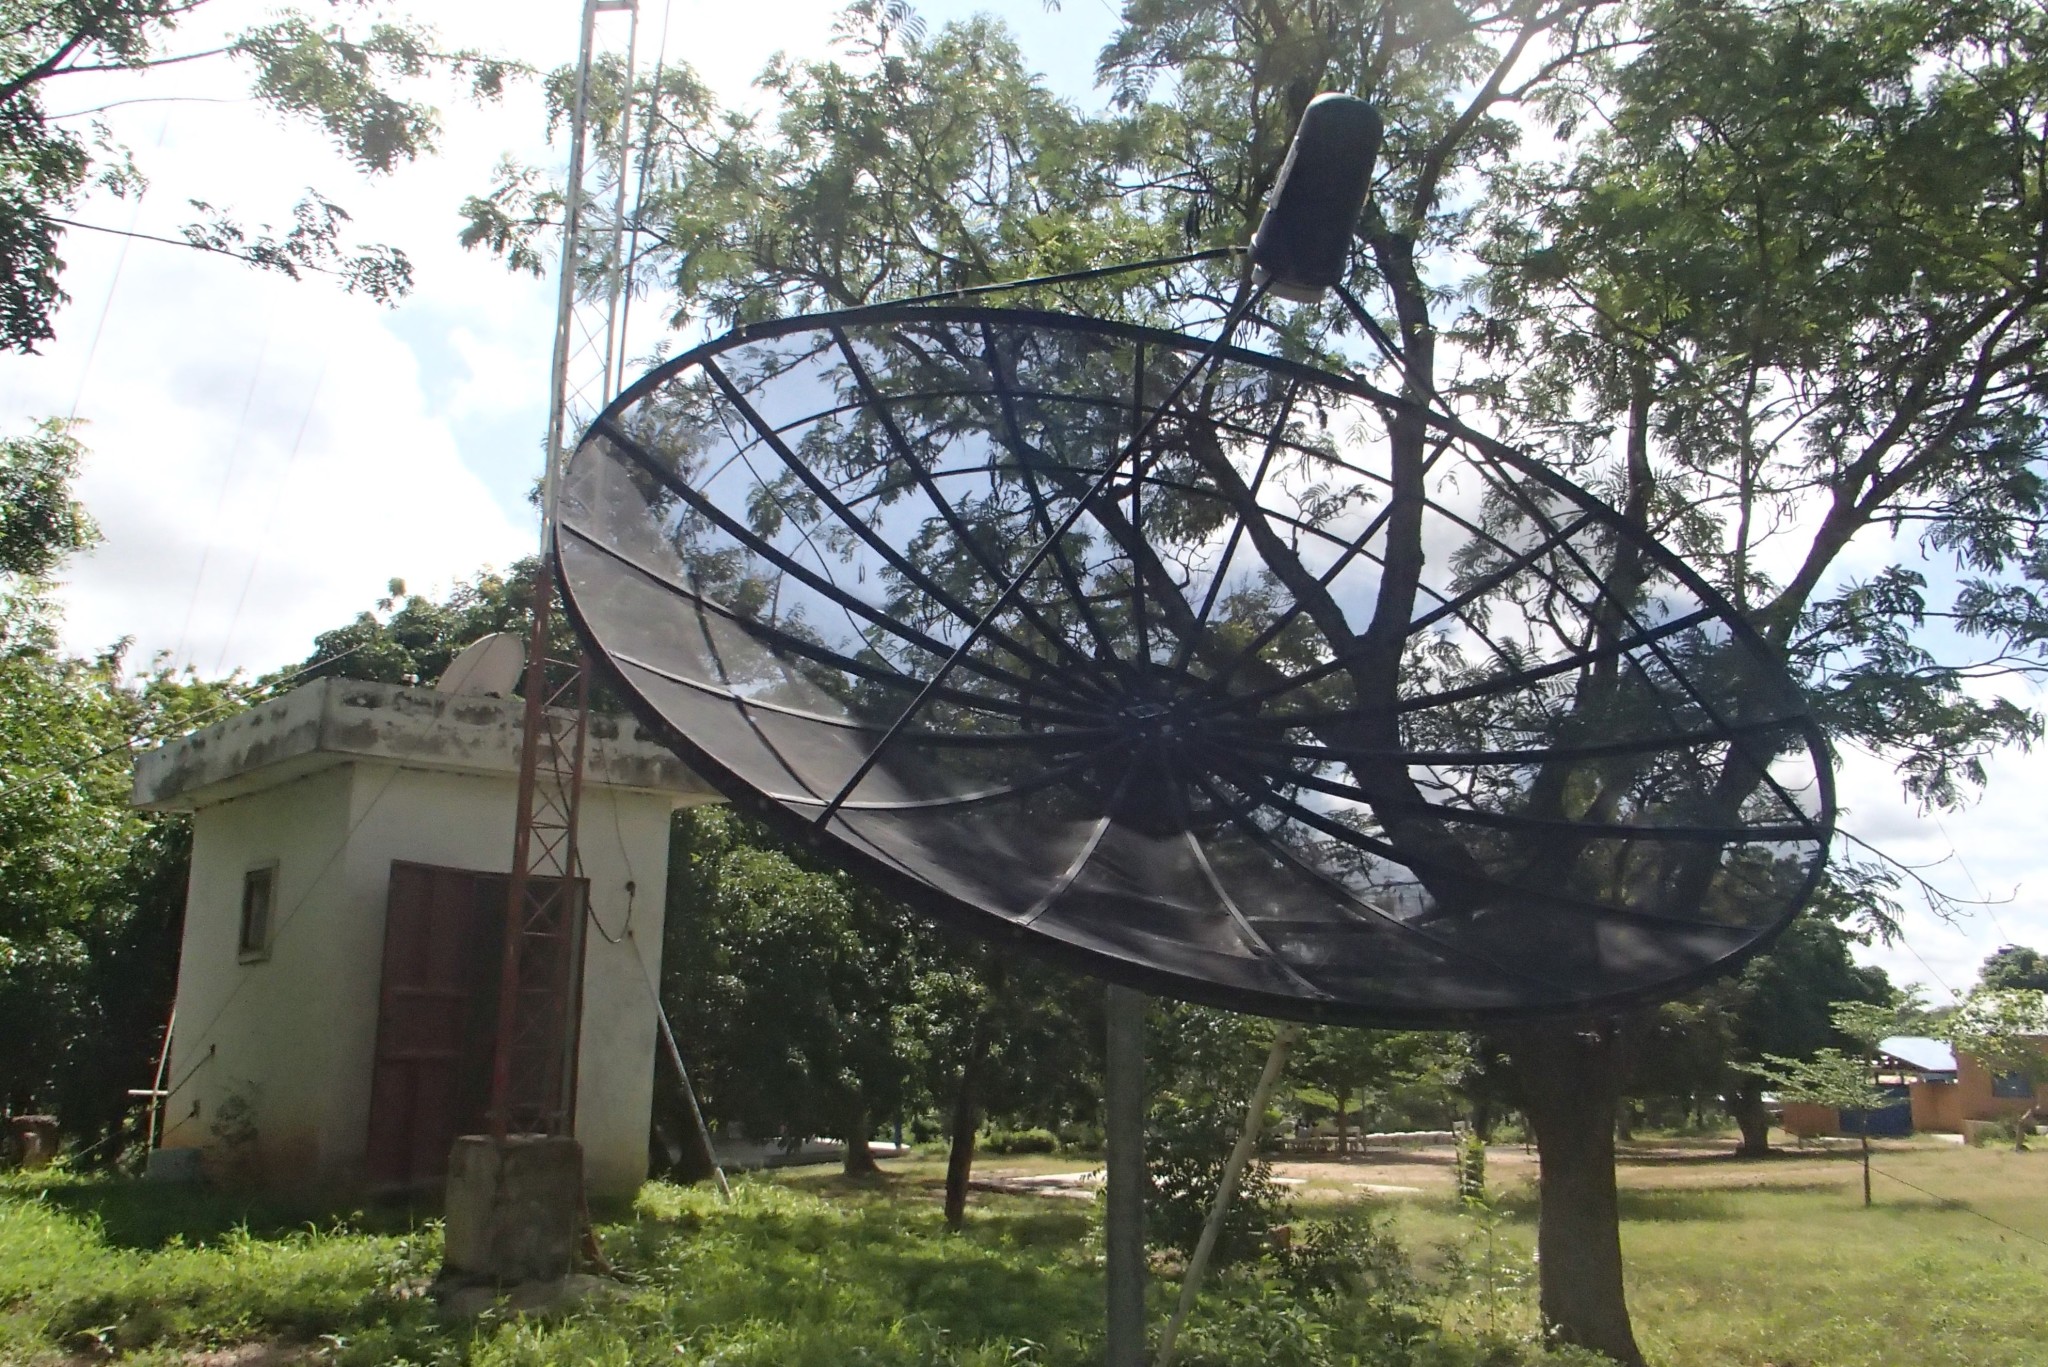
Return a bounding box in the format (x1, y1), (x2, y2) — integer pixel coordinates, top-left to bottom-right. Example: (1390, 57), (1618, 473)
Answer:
(133, 676), (724, 812)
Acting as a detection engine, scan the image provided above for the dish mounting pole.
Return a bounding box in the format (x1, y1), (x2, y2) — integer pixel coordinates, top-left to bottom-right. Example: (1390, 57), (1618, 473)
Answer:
(489, 0), (643, 1139)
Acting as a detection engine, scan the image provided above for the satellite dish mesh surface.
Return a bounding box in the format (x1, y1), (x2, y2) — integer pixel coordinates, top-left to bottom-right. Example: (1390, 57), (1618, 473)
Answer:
(559, 305), (1832, 1025)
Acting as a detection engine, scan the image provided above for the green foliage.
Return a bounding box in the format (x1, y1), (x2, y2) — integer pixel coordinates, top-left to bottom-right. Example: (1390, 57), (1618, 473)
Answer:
(1623, 891), (1893, 1142)
(464, 4), (1172, 328)
(1274, 1206), (1414, 1302)
(1477, 0), (2048, 810)
(1296, 1029), (1470, 1144)
(1978, 945), (2048, 993)
(1455, 1132), (1486, 1206)
(658, 805), (1099, 1183)
(0, 423), (248, 1141)
(0, 0), (524, 351)
(894, 940), (1100, 1151)
(1942, 988), (2048, 1146)
(1737, 992), (1928, 1117)
(179, 189), (415, 301)
(0, 419), (94, 577)
(662, 807), (918, 1155)
(0, 584), (235, 1141)
(981, 1127), (1059, 1156)
(274, 561), (542, 689)
(0, 1168), (1623, 1367)
(1739, 1048), (1889, 1119)
(1731, 883), (1898, 1061)
(1144, 1005), (1292, 1265)
(232, 13), (519, 174)
(1438, 1162), (1528, 1344)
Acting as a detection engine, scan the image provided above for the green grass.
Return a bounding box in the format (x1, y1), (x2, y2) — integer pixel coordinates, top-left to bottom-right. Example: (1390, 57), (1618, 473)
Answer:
(2, 1139), (2044, 1366)
(1623, 1144), (2048, 1367)
(0, 1177), (438, 1363)
(1376, 1138), (2048, 1367)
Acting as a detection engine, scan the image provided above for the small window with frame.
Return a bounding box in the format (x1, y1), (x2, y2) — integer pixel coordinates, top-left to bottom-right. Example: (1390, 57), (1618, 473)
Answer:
(1991, 1070), (2034, 1100)
(238, 864), (276, 962)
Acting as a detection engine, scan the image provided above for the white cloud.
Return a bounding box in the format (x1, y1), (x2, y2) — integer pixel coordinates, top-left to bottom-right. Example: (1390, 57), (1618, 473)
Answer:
(16, 257), (532, 675)
(1835, 735), (2048, 999)
(0, 2), (1119, 679)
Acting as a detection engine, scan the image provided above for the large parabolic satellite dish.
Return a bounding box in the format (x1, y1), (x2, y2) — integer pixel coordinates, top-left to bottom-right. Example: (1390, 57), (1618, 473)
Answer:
(556, 302), (1833, 1025)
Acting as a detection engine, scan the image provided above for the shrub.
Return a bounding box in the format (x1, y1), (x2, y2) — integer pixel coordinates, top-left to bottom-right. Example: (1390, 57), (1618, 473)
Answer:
(1966, 1116), (2034, 1148)
(981, 1127), (1059, 1155)
(1484, 1117), (1528, 1146)
(1275, 1207), (1413, 1299)
(1455, 1131), (1487, 1206)
(1055, 1122), (1103, 1151)
(1145, 1125), (1289, 1264)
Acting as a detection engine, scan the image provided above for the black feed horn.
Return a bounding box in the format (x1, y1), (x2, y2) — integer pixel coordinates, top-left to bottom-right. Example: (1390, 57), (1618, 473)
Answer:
(1248, 93), (1383, 301)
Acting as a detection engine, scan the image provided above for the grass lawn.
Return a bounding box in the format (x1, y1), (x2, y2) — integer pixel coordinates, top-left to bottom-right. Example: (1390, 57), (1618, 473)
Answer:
(1, 1134), (2043, 1366)
(1373, 1135), (2048, 1367)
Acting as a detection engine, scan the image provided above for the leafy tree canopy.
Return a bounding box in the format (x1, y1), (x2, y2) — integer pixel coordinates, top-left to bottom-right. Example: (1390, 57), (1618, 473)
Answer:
(661, 805), (918, 1168)
(0, 420), (94, 578)
(274, 562), (542, 690)
(1979, 944), (2048, 993)
(1293, 1027), (1467, 1148)
(0, 456), (235, 1142)
(1477, 0), (2048, 814)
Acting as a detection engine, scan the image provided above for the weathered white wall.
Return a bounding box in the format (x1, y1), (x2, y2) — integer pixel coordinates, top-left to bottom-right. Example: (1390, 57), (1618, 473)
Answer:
(150, 681), (699, 1201)
(564, 780), (677, 1197)
(159, 765), (357, 1184)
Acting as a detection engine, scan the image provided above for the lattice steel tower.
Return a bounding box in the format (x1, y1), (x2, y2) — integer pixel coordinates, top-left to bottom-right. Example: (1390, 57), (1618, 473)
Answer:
(489, 0), (655, 1138)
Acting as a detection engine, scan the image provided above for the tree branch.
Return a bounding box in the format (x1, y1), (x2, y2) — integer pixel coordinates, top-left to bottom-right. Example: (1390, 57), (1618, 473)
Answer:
(45, 214), (345, 280)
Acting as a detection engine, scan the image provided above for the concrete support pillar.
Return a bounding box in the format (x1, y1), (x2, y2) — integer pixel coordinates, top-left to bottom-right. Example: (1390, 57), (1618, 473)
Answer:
(1104, 985), (1147, 1367)
(442, 1134), (583, 1284)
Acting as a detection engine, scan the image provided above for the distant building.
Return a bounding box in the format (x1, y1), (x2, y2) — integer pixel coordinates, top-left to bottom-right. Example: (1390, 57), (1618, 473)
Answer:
(1898, 1032), (2048, 1137)
(132, 675), (720, 1199)
(1778, 1034), (2048, 1140)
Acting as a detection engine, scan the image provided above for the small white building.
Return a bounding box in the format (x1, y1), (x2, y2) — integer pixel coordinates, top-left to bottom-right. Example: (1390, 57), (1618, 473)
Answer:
(133, 675), (720, 1200)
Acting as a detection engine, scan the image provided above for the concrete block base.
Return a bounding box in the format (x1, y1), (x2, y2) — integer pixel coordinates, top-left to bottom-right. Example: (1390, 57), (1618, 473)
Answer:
(145, 1146), (204, 1184)
(442, 1135), (583, 1284)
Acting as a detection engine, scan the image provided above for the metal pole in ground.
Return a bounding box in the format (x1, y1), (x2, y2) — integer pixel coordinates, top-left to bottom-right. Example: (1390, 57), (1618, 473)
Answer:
(1105, 984), (1148, 1367)
(1153, 1024), (1299, 1367)
(634, 928), (730, 1200)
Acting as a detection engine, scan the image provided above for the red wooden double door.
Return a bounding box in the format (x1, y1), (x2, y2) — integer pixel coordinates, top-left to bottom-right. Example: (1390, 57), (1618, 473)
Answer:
(364, 862), (586, 1190)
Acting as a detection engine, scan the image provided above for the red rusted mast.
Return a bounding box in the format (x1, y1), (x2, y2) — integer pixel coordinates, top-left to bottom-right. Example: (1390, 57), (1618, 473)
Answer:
(487, 0), (639, 1138)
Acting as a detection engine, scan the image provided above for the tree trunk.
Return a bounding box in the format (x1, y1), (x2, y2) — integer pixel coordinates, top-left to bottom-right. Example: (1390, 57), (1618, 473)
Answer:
(843, 1110), (879, 1177)
(1861, 1131), (1872, 1206)
(1728, 1081), (1772, 1157)
(1335, 1084), (1351, 1157)
(1614, 1102), (1635, 1144)
(1513, 1020), (1646, 1367)
(944, 1056), (982, 1230)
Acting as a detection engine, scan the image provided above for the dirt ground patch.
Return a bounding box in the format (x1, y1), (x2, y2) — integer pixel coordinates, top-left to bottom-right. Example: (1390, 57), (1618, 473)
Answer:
(854, 1132), (1953, 1211)
(1267, 1133), (1955, 1202)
